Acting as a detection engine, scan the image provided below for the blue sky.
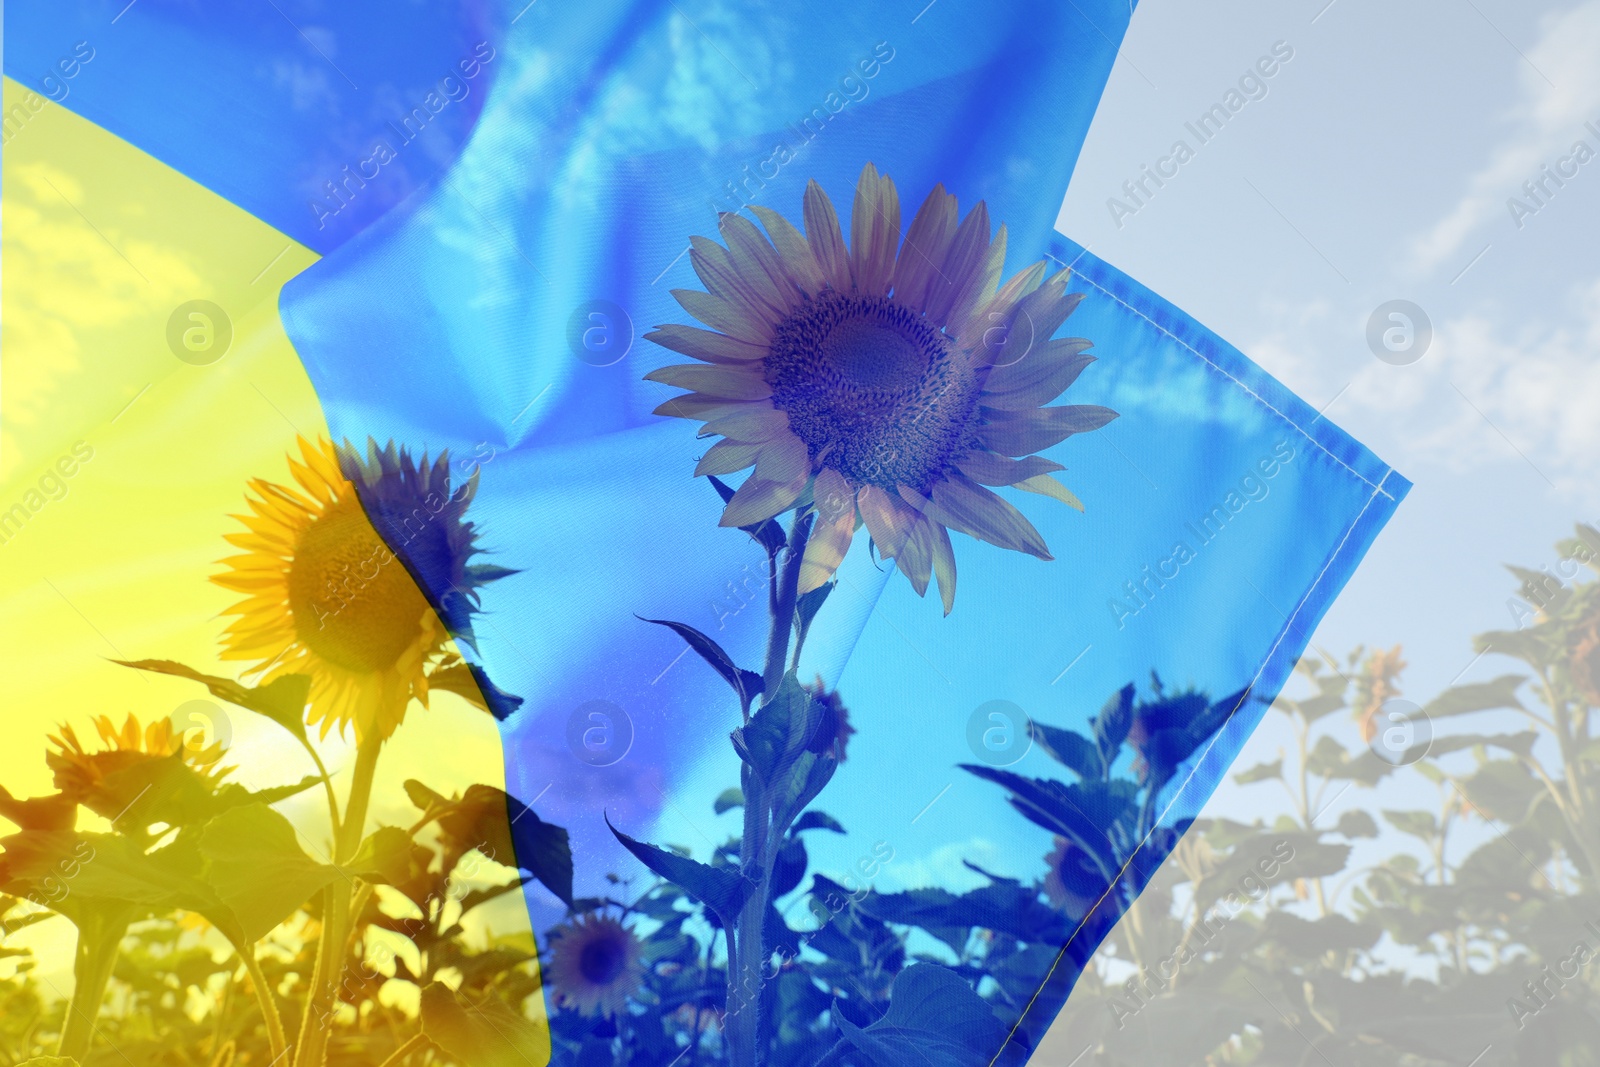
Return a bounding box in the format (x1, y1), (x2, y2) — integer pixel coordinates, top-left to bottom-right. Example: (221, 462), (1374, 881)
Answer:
(1036, 0), (1600, 1036)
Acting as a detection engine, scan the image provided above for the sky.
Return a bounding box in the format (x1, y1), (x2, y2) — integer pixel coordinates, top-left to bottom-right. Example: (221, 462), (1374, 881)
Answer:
(1055, 0), (1600, 783)
(1033, 0), (1600, 1046)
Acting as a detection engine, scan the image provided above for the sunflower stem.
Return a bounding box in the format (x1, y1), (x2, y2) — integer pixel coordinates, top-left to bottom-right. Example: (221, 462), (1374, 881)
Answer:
(297, 734), (343, 840)
(292, 729), (384, 1067)
(229, 934), (287, 1062)
(730, 508), (813, 1067)
(375, 1031), (431, 1067)
(761, 511), (813, 700)
(57, 909), (130, 1062)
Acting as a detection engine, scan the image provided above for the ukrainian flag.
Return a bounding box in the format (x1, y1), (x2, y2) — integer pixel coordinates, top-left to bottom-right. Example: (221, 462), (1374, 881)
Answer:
(2, 2), (1406, 1065)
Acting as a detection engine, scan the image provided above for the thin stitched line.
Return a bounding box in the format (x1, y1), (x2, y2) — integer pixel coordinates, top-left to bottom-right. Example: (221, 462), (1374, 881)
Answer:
(1067, 265), (1398, 499)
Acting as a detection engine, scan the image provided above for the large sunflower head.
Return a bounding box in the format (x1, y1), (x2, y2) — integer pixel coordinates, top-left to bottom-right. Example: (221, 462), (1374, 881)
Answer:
(213, 436), (506, 743)
(645, 163), (1117, 613)
(546, 912), (645, 1018)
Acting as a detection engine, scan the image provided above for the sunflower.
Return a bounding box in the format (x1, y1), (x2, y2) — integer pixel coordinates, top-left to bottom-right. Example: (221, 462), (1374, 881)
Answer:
(805, 678), (856, 762)
(1042, 836), (1100, 919)
(546, 913), (646, 1018)
(46, 713), (232, 822)
(213, 436), (504, 742)
(645, 163), (1117, 613)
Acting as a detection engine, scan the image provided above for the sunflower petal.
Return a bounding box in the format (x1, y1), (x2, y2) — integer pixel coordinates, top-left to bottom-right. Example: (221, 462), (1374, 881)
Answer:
(644, 363), (771, 400)
(925, 200), (991, 326)
(720, 470), (809, 528)
(954, 451), (1066, 486)
(752, 434), (812, 485)
(695, 440), (762, 477)
(645, 324), (767, 365)
(652, 392), (750, 422)
(893, 184), (959, 313)
(949, 222), (1007, 345)
(930, 521), (957, 615)
(719, 213), (804, 311)
(1011, 273), (1084, 342)
(850, 163), (900, 297)
(898, 515), (935, 597)
(804, 179), (851, 290)
(985, 260), (1047, 324)
(750, 204), (826, 295)
(698, 404), (788, 444)
(1015, 473), (1085, 511)
(927, 474), (1052, 560)
(800, 470), (858, 594)
(856, 484), (916, 559)
(981, 348), (1095, 409)
(671, 288), (774, 345)
(977, 405), (1120, 456)
(690, 237), (787, 322)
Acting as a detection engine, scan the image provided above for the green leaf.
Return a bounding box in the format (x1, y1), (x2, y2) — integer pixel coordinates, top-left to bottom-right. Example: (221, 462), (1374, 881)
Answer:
(713, 788), (745, 814)
(426, 659), (524, 718)
(794, 581), (834, 648)
(769, 752), (839, 843)
(0, 831), (211, 924)
(1456, 760), (1543, 823)
(455, 876), (533, 917)
(1424, 731), (1539, 758)
(1382, 810), (1438, 842)
(1336, 810), (1379, 838)
(18, 1058), (82, 1066)
(210, 775), (322, 813)
(1422, 674), (1525, 719)
(1029, 722), (1102, 779)
(639, 616), (763, 709)
(732, 671), (826, 783)
(348, 826), (427, 886)
(957, 764), (1120, 889)
(420, 981), (547, 1067)
(1294, 691), (1349, 723)
(87, 751), (218, 830)
(1092, 684), (1136, 767)
(707, 474), (787, 555)
(791, 811), (846, 835)
(607, 817), (750, 923)
(833, 964), (1008, 1067)
(1234, 759), (1283, 785)
(427, 784), (573, 906)
(404, 779), (449, 814)
(197, 804), (341, 942)
(113, 659), (310, 744)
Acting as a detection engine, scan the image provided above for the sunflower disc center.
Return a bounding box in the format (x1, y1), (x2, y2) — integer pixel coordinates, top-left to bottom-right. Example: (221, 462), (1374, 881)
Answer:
(286, 497), (429, 673)
(765, 291), (980, 492)
(579, 938), (628, 985)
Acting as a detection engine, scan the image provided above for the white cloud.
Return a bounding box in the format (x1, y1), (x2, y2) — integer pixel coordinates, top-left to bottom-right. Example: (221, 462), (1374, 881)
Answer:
(1247, 278), (1600, 493)
(1407, 0), (1600, 276)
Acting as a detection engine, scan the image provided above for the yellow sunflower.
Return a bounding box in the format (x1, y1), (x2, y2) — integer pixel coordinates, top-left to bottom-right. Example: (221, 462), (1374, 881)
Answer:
(546, 912), (646, 1018)
(645, 163), (1117, 613)
(46, 713), (232, 824)
(213, 436), (504, 742)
